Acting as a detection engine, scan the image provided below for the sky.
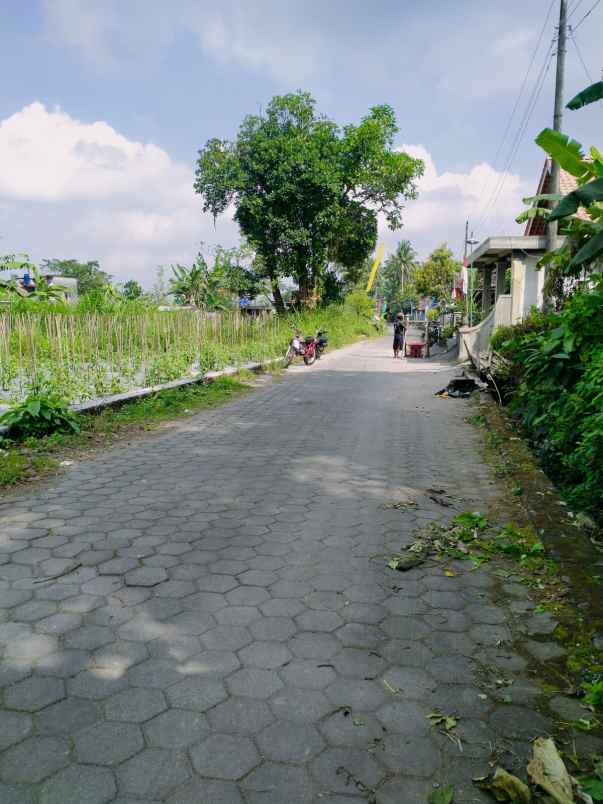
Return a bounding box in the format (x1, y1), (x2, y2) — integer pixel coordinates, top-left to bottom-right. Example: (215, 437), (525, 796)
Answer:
(1, 0), (601, 286)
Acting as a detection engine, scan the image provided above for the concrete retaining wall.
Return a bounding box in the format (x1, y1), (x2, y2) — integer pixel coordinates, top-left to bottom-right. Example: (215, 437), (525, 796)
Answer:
(0, 358), (283, 437)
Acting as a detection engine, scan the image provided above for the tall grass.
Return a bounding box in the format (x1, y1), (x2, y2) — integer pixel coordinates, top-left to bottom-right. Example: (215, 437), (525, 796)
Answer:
(0, 305), (375, 404)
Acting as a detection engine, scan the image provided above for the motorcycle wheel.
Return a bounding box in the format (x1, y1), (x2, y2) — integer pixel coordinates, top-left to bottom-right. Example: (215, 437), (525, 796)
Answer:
(284, 346), (295, 367)
(303, 352), (316, 366)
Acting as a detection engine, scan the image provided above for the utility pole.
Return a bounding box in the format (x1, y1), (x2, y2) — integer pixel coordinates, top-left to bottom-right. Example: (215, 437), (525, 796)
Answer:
(548, 0), (568, 252)
(463, 220), (469, 324)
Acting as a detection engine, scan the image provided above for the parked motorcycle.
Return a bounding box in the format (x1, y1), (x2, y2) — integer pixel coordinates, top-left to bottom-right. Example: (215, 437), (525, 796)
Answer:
(315, 330), (328, 359)
(284, 332), (318, 366)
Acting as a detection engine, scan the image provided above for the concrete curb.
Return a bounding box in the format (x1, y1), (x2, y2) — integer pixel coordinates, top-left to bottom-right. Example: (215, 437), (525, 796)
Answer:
(0, 357), (284, 437)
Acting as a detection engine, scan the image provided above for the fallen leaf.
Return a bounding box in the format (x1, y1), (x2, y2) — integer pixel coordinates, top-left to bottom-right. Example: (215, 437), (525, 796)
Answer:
(383, 679), (399, 695)
(427, 712), (458, 732)
(444, 570), (457, 577)
(384, 500), (418, 510)
(527, 737), (573, 804)
(429, 495), (454, 508)
(387, 554), (426, 571)
(475, 767), (532, 803)
(428, 785), (455, 803)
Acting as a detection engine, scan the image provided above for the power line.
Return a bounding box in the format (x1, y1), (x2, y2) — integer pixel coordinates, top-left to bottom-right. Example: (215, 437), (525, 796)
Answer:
(568, 0), (586, 17)
(473, 0), (556, 214)
(573, 0), (601, 29)
(569, 28), (594, 81)
(569, 25), (603, 106)
(476, 38), (556, 234)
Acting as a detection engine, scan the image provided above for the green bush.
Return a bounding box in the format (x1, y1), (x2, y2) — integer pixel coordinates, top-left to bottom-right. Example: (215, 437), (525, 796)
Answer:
(0, 389), (80, 439)
(490, 307), (552, 354)
(343, 289), (375, 319)
(497, 277), (603, 519)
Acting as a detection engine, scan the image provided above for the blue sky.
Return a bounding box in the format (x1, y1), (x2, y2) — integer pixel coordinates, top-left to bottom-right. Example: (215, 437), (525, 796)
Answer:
(1, 0), (601, 285)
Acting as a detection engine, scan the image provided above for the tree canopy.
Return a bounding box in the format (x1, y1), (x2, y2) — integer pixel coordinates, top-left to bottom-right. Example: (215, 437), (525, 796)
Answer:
(121, 280), (143, 300)
(411, 244), (460, 301)
(41, 259), (111, 295)
(194, 91), (423, 308)
(212, 245), (266, 300)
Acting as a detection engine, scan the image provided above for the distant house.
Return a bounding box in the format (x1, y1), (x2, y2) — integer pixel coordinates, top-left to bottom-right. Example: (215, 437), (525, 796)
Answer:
(1, 271), (78, 304)
(45, 275), (78, 302)
(458, 158), (576, 368)
(239, 293), (275, 315)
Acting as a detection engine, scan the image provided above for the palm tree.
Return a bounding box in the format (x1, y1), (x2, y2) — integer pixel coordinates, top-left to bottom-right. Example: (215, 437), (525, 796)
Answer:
(379, 240), (417, 310)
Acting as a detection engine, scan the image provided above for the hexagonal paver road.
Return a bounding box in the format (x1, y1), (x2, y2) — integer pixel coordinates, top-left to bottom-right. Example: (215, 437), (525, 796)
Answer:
(0, 337), (563, 802)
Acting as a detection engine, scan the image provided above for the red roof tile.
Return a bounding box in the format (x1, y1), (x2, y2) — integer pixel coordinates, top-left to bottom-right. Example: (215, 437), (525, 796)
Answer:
(525, 158), (590, 236)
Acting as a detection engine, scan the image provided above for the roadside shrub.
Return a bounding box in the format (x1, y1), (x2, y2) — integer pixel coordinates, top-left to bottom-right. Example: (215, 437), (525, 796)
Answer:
(344, 289), (375, 319)
(490, 307), (552, 354)
(0, 389), (80, 439)
(496, 277), (603, 519)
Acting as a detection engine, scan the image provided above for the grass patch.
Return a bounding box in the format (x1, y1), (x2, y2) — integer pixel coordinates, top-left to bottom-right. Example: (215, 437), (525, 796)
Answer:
(0, 376), (250, 489)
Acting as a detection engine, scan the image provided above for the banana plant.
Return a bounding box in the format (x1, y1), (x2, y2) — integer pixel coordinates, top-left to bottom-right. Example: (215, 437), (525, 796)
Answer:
(25, 267), (69, 303)
(169, 254), (231, 310)
(522, 80), (603, 271)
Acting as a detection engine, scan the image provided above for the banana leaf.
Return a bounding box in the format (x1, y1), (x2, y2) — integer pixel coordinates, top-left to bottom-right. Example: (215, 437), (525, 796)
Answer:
(522, 193), (563, 205)
(549, 178), (603, 222)
(535, 129), (590, 179)
(570, 230), (603, 268)
(516, 207), (550, 224)
(567, 81), (603, 111)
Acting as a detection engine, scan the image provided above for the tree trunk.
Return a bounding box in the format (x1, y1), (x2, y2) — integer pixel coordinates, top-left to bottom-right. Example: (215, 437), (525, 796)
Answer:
(298, 271), (319, 308)
(270, 274), (286, 314)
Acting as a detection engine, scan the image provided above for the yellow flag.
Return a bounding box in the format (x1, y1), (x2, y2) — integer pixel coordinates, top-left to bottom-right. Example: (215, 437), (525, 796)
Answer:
(366, 243), (385, 293)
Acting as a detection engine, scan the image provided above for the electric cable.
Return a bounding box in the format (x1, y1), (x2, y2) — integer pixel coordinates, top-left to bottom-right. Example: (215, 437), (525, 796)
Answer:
(473, 0), (556, 219)
(476, 38), (556, 234)
(573, 0), (601, 30)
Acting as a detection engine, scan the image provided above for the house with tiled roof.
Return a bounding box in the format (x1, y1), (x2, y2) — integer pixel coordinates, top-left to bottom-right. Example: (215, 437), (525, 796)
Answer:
(525, 157), (590, 236)
(458, 159), (569, 367)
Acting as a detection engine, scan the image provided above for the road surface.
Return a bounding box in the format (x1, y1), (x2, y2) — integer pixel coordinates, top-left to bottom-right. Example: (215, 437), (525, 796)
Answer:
(0, 336), (554, 803)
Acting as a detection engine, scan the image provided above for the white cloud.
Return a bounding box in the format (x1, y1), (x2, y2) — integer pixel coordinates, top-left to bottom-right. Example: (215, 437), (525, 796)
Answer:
(0, 102), (174, 202)
(41, 0), (325, 81)
(40, 0), (180, 71)
(190, 4), (326, 83)
(378, 144), (529, 260)
(0, 103), (238, 285)
(0, 102), (530, 286)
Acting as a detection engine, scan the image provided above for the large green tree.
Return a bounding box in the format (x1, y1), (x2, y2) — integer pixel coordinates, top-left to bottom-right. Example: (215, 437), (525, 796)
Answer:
(194, 92), (423, 310)
(41, 259), (111, 296)
(411, 244), (460, 302)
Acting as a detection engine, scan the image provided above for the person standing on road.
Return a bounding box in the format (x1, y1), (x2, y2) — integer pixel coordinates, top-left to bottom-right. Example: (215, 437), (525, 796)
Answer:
(393, 312), (405, 359)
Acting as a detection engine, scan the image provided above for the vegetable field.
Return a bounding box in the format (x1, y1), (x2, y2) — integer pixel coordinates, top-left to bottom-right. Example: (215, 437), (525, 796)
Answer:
(0, 304), (376, 405)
